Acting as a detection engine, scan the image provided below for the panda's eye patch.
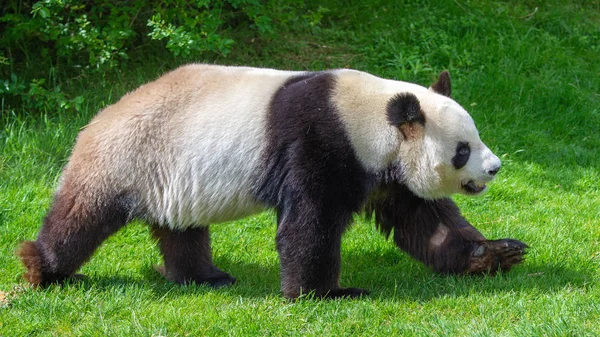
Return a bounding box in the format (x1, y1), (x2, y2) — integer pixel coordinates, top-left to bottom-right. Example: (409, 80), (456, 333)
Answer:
(452, 142), (470, 169)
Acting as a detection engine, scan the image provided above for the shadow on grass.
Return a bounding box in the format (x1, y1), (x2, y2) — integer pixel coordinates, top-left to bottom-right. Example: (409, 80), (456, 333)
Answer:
(68, 245), (595, 302)
(341, 248), (596, 302)
(68, 257), (282, 299)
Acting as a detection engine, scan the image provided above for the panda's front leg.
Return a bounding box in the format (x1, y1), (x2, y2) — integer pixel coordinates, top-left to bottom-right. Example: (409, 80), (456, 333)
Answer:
(275, 204), (368, 299)
(421, 202), (528, 274)
(425, 200), (529, 275)
(368, 182), (528, 275)
(408, 201), (527, 274)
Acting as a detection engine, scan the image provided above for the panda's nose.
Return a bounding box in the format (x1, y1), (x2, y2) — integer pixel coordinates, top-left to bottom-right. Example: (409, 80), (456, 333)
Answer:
(484, 150), (501, 177)
(487, 166), (500, 176)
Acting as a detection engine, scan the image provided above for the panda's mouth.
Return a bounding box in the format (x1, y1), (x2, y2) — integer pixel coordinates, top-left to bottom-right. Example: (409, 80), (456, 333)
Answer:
(461, 180), (487, 195)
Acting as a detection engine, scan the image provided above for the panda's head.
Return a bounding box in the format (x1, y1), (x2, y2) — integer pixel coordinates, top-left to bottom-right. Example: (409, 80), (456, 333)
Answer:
(387, 71), (501, 200)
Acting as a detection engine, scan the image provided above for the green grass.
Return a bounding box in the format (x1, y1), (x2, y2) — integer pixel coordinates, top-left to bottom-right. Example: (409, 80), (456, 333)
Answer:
(1, 1), (599, 336)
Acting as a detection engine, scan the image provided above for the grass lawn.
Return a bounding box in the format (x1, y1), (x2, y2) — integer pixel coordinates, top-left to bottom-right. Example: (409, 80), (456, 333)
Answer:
(1, 1), (599, 336)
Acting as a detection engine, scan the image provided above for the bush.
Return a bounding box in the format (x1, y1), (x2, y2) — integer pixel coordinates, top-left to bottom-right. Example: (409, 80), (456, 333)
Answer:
(0, 0), (321, 112)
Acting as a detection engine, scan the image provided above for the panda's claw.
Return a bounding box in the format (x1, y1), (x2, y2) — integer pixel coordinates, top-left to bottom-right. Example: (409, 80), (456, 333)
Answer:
(467, 239), (528, 274)
(472, 245), (486, 257)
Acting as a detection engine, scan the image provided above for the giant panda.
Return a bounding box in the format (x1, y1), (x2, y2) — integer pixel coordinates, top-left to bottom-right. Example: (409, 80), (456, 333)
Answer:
(18, 64), (527, 299)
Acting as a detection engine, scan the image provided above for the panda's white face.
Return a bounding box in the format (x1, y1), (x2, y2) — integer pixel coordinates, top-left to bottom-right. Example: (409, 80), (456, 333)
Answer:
(429, 100), (500, 198)
(328, 69), (500, 201)
(401, 97), (501, 200)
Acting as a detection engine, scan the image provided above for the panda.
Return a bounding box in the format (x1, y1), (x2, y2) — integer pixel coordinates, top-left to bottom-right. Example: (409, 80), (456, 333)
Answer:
(18, 64), (527, 299)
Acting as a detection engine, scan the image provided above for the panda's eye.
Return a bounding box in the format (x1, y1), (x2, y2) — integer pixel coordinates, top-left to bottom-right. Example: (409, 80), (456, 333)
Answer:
(452, 142), (471, 169)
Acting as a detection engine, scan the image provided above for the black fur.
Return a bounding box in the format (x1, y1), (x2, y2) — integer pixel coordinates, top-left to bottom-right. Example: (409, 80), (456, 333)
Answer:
(19, 181), (132, 286)
(366, 181), (477, 273)
(386, 93), (425, 127)
(256, 72), (375, 298)
(365, 180), (527, 274)
(431, 70), (452, 97)
(151, 226), (235, 287)
(452, 141), (471, 170)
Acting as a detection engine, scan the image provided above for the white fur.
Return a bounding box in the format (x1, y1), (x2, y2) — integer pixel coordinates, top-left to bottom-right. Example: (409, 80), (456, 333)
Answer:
(331, 69), (500, 200)
(75, 64), (304, 229)
(407, 93), (501, 199)
(331, 69), (430, 171)
(142, 66), (304, 228)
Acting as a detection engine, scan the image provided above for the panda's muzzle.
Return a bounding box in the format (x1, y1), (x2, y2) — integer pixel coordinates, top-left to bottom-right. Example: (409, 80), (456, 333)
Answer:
(461, 180), (487, 195)
(461, 160), (500, 195)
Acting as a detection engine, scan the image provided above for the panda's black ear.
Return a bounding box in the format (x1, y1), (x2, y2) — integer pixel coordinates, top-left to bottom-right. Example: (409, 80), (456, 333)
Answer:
(387, 93), (425, 127)
(430, 70), (452, 97)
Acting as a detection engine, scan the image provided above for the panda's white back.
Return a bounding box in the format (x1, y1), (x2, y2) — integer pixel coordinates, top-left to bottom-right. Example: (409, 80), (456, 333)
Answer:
(72, 64), (303, 229)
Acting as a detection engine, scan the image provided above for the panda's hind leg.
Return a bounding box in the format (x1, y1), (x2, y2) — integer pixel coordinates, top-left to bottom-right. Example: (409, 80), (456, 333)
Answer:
(18, 185), (132, 286)
(151, 226), (235, 287)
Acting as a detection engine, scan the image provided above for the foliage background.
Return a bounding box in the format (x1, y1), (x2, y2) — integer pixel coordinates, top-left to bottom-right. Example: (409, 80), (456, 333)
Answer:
(1, 0), (599, 336)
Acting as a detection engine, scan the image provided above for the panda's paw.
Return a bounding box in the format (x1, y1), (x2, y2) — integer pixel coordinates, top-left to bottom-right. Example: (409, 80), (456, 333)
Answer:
(205, 267), (236, 288)
(468, 239), (528, 274)
(153, 264), (236, 288)
(325, 287), (370, 299)
(71, 273), (87, 281)
(285, 287), (369, 300)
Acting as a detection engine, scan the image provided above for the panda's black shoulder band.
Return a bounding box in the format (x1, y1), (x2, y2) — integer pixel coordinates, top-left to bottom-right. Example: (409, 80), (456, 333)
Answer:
(386, 93), (425, 127)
